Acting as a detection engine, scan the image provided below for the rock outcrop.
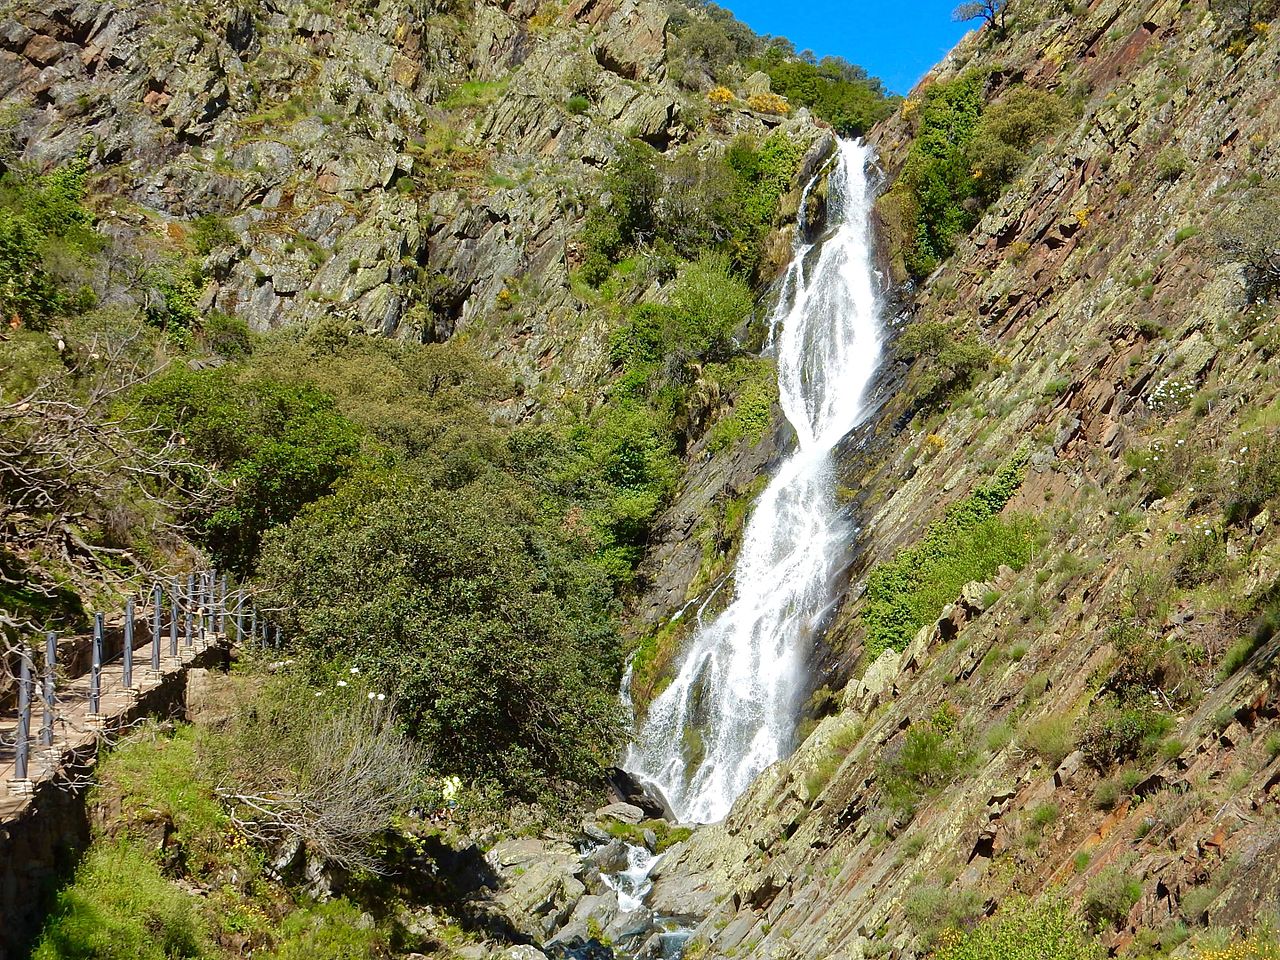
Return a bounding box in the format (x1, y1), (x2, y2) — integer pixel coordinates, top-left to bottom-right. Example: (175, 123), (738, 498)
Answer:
(643, 2), (1280, 958)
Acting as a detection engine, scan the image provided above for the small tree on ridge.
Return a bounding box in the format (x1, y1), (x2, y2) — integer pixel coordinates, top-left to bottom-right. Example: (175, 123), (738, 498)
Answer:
(953, 0), (1009, 37)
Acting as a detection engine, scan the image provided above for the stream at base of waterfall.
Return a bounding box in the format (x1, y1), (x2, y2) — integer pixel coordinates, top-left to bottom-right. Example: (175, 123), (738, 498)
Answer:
(625, 138), (887, 828)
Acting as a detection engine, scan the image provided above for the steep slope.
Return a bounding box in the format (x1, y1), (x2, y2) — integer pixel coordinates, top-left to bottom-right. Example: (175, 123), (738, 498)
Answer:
(648, 1), (1280, 958)
(0, 0), (825, 398)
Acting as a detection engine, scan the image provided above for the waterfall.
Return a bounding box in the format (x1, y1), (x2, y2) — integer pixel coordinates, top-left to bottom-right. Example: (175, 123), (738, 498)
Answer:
(625, 139), (886, 824)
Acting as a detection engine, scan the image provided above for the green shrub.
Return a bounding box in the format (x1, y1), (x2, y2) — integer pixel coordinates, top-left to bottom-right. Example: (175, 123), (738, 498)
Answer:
(1171, 527), (1228, 587)
(1083, 867), (1142, 930)
(880, 720), (974, 818)
(707, 358), (778, 451)
(566, 95), (590, 115)
(1023, 713), (1075, 766)
(1155, 146), (1189, 182)
(144, 256), (205, 329)
(1217, 188), (1280, 301)
(906, 883), (986, 949)
(579, 131), (803, 284)
(32, 839), (214, 960)
(1030, 802), (1060, 829)
(263, 900), (386, 959)
(1079, 696), (1174, 769)
(0, 159), (101, 330)
(966, 86), (1066, 205)
(752, 51), (895, 136)
(863, 457), (1033, 658)
(257, 473), (628, 800)
(190, 214), (237, 256)
(935, 895), (1103, 960)
(883, 74), (1066, 278)
(199, 311), (253, 358)
(131, 367), (364, 574)
(1225, 431), (1280, 523)
(896, 319), (996, 407)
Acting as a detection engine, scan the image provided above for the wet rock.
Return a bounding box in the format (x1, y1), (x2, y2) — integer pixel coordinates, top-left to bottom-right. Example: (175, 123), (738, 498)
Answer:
(605, 767), (673, 820)
(594, 802), (645, 825)
(585, 839), (630, 875)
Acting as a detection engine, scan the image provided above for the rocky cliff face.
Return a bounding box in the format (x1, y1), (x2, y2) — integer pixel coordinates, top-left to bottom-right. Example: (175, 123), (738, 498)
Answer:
(646, 1), (1280, 957)
(1, 0), (822, 403)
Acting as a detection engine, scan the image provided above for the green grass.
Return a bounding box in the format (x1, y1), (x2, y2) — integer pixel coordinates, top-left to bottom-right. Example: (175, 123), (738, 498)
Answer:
(33, 839), (215, 960)
(440, 79), (508, 110)
(90, 718), (256, 884)
(863, 456), (1034, 658)
(263, 901), (386, 959)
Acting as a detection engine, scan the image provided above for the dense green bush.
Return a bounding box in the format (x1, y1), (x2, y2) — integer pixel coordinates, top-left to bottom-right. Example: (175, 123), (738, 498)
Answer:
(880, 714), (974, 818)
(607, 253), (763, 455)
(580, 131), (803, 284)
(1083, 867), (1143, 930)
(967, 87), (1066, 204)
(895, 319), (996, 407)
(905, 882), (986, 950)
(131, 367), (364, 574)
(884, 73), (1066, 278)
(863, 457), (1034, 658)
(891, 70), (987, 278)
(934, 896), (1103, 960)
(1079, 694), (1174, 769)
(256, 473), (627, 800)
(1218, 189), (1280, 302)
(264, 901), (387, 960)
(752, 52), (895, 136)
(0, 160), (101, 330)
(1225, 431), (1280, 523)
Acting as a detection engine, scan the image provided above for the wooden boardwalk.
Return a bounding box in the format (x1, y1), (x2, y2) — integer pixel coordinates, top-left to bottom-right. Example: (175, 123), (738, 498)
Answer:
(0, 627), (228, 821)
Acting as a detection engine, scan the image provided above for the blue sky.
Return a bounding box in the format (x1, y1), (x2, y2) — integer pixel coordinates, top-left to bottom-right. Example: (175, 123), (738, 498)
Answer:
(725, 0), (974, 95)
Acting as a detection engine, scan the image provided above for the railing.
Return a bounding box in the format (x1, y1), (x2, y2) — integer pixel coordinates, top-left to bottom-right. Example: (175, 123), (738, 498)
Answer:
(3, 569), (284, 796)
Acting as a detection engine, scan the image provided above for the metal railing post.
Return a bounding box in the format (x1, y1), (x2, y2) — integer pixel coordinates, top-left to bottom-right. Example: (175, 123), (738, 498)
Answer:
(41, 631), (56, 749)
(169, 585), (179, 659)
(151, 582), (162, 673)
(123, 597), (135, 690)
(13, 644), (32, 783)
(89, 613), (103, 717)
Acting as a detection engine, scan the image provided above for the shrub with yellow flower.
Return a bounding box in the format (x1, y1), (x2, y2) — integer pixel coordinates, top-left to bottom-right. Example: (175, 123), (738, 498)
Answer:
(708, 86), (735, 107)
(747, 92), (790, 116)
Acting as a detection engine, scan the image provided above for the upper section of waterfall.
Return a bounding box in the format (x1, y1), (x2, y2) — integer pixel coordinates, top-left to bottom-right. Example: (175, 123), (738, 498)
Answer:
(626, 139), (886, 824)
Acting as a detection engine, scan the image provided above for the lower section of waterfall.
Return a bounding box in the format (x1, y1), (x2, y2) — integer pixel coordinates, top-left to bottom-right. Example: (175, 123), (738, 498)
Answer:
(549, 840), (691, 960)
(625, 138), (885, 824)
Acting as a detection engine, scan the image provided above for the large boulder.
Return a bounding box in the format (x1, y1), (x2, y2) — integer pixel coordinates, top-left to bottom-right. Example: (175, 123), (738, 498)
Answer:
(484, 838), (587, 939)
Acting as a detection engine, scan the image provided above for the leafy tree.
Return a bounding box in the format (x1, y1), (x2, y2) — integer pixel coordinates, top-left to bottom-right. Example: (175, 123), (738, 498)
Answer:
(1211, 0), (1280, 35)
(131, 367), (363, 574)
(953, 0), (1009, 37)
(966, 87), (1065, 203)
(754, 54), (895, 136)
(256, 473), (627, 800)
(895, 319), (995, 406)
(885, 74), (1067, 278)
(1217, 189), (1280, 301)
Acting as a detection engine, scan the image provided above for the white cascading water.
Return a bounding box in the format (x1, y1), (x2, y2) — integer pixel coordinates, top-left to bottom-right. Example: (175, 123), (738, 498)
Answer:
(626, 139), (885, 824)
